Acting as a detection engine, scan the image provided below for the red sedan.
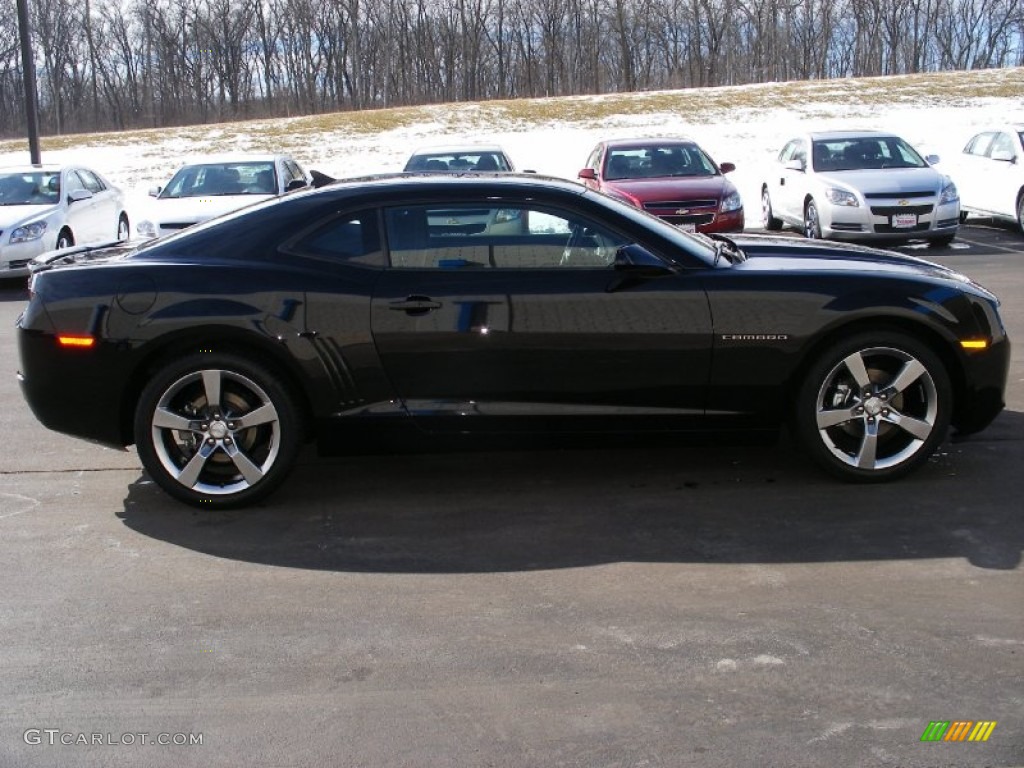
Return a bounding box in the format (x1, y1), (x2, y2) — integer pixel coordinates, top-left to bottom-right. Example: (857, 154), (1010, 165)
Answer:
(578, 138), (744, 233)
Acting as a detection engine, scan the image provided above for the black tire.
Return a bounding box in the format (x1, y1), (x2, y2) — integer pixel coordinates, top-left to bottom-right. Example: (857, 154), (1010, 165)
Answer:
(1016, 190), (1024, 234)
(795, 330), (952, 482)
(56, 229), (74, 249)
(134, 352), (302, 508)
(928, 234), (955, 247)
(762, 187), (783, 231)
(804, 199), (822, 239)
(958, 210), (968, 224)
(117, 213), (130, 241)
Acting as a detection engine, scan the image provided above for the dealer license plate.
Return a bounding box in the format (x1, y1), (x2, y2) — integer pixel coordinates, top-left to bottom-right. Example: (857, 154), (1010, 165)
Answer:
(891, 213), (917, 228)
(678, 223), (696, 233)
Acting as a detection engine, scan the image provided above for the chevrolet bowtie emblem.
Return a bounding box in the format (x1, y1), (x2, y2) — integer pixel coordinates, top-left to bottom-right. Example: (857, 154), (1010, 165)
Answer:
(898, 200), (910, 206)
(675, 208), (690, 215)
(447, 218), (460, 225)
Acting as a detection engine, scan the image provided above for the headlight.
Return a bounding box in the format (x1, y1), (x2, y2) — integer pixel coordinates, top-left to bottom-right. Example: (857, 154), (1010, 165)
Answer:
(825, 187), (859, 207)
(137, 220), (157, 237)
(939, 180), (959, 205)
(720, 191), (742, 213)
(10, 221), (47, 244)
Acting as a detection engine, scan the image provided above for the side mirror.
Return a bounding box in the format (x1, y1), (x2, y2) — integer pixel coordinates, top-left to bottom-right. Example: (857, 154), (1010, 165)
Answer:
(68, 189), (93, 204)
(613, 244), (672, 274)
(784, 159), (805, 172)
(577, 168), (597, 181)
(991, 149), (1015, 163)
(286, 179), (308, 192)
(148, 186), (162, 197)
(719, 162), (736, 174)
(925, 154), (941, 165)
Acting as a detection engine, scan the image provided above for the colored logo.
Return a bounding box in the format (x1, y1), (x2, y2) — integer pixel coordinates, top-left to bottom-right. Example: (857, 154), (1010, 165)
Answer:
(920, 720), (997, 742)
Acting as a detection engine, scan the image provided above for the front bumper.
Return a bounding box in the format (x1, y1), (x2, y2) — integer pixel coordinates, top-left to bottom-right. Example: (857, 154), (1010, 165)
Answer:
(822, 198), (960, 241)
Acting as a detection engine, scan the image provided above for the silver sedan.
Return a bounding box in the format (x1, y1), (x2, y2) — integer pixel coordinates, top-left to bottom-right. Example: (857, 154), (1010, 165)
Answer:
(761, 130), (960, 246)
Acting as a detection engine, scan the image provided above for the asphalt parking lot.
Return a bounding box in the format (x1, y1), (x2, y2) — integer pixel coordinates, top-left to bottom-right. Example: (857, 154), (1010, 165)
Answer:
(1, 222), (1022, 768)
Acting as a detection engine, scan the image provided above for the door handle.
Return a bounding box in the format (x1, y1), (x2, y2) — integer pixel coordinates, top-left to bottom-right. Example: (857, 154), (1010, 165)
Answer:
(389, 295), (442, 313)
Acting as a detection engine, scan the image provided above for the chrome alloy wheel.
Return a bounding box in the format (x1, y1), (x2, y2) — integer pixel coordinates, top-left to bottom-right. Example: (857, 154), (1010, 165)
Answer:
(150, 369), (281, 495)
(813, 346), (939, 471)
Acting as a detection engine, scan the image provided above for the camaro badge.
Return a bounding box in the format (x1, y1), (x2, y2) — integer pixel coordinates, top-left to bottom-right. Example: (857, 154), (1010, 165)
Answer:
(720, 334), (789, 341)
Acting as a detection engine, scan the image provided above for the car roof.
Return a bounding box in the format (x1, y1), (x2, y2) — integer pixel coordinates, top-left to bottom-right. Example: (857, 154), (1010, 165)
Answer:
(0, 165), (78, 173)
(806, 130), (902, 141)
(408, 145), (508, 155)
(317, 172), (583, 197)
(602, 137), (699, 148)
(174, 153), (288, 167)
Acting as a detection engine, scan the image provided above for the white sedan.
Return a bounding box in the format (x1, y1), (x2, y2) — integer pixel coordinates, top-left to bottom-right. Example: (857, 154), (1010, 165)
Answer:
(950, 125), (1024, 232)
(136, 154), (310, 240)
(0, 165), (128, 278)
(761, 130), (960, 246)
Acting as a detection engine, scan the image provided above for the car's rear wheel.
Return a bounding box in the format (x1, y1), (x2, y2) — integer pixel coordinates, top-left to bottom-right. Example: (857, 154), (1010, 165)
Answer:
(803, 199), (822, 239)
(762, 187), (782, 231)
(795, 331), (952, 482)
(134, 353), (302, 508)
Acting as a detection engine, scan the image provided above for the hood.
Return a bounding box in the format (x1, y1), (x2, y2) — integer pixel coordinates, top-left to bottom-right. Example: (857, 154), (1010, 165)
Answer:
(814, 167), (946, 194)
(606, 175), (731, 202)
(0, 203), (56, 230)
(146, 194), (273, 224)
(729, 233), (993, 297)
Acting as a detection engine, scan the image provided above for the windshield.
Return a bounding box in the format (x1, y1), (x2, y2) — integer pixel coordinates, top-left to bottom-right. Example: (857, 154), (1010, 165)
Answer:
(0, 171), (60, 206)
(811, 137), (927, 171)
(604, 144), (719, 180)
(159, 162), (278, 198)
(404, 152), (512, 172)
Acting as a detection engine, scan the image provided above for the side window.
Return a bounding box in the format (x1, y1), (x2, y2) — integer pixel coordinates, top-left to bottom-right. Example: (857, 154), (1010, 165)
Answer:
(791, 140), (807, 167)
(76, 169), (105, 193)
(280, 209), (384, 267)
(988, 132), (1014, 159)
(586, 147), (601, 171)
(64, 171), (87, 195)
(964, 133), (995, 157)
(778, 140), (798, 163)
(384, 203), (628, 270)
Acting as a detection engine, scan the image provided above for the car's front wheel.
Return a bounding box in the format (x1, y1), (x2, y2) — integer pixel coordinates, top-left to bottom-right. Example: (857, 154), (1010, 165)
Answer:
(117, 214), (130, 241)
(795, 331), (952, 482)
(804, 199), (822, 239)
(134, 353), (303, 508)
(56, 229), (74, 249)
(1016, 189), (1024, 233)
(762, 187), (783, 231)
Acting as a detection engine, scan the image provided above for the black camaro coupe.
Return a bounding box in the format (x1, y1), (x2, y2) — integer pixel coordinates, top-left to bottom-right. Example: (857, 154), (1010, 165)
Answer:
(17, 174), (1009, 508)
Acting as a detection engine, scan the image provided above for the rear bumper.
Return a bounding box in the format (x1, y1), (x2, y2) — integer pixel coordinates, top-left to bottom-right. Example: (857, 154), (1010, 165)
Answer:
(18, 327), (133, 448)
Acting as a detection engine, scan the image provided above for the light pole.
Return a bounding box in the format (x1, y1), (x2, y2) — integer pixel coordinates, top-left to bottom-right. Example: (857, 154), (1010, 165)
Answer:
(16, 0), (41, 165)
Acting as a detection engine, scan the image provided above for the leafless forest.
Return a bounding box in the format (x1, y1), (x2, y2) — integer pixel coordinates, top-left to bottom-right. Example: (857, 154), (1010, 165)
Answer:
(1, 0), (1022, 137)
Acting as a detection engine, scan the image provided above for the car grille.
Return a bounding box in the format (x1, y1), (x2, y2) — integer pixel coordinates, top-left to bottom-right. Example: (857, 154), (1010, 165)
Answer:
(6, 258), (31, 270)
(160, 222), (195, 231)
(869, 204), (934, 216)
(874, 223), (931, 233)
(831, 223), (865, 232)
(863, 191), (935, 199)
(660, 214), (716, 227)
(936, 218), (959, 228)
(643, 200), (718, 210)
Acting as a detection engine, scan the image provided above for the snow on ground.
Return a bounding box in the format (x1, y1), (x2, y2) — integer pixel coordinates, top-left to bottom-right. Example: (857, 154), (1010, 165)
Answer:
(3, 77), (1023, 231)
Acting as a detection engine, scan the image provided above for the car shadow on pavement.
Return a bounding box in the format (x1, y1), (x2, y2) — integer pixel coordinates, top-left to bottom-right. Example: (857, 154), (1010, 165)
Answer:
(116, 410), (1024, 574)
